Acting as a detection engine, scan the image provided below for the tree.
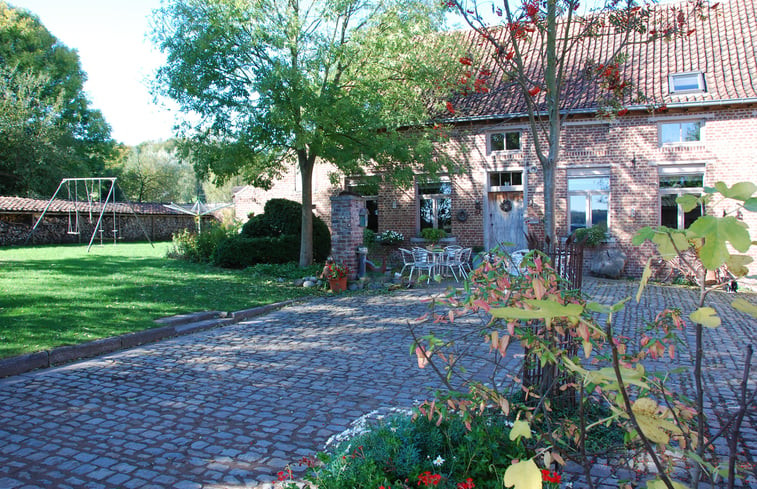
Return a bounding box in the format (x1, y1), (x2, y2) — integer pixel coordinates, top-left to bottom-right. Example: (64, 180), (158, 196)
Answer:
(0, 2), (117, 197)
(153, 0), (460, 266)
(444, 0), (710, 240)
(115, 140), (197, 203)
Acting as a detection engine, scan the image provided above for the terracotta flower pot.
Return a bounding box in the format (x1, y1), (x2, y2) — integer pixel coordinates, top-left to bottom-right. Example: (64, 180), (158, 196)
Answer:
(329, 276), (348, 292)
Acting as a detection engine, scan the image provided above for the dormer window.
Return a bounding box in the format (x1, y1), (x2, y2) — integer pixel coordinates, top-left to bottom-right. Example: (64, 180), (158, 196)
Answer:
(669, 72), (706, 94)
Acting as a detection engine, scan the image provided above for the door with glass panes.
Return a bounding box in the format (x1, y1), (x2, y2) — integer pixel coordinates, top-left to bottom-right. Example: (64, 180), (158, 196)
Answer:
(486, 171), (528, 251)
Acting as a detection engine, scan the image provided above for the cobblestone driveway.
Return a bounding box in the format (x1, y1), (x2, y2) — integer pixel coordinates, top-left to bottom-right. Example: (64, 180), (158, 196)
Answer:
(1, 279), (755, 488)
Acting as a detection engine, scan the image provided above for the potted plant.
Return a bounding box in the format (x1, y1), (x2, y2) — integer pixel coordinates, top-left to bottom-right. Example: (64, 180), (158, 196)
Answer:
(376, 230), (404, 245)
(321, 259), (350, 292)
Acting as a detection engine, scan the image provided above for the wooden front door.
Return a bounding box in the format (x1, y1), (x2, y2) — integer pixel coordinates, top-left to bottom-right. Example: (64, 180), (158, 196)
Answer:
(486, 191), (527, 251)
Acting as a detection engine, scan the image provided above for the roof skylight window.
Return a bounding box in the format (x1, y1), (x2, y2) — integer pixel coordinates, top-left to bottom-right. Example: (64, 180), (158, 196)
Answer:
(669, 72), (706, 94)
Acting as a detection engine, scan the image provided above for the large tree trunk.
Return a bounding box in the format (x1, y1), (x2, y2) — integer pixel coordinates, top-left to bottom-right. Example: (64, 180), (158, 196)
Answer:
(298, 150), (315, 267)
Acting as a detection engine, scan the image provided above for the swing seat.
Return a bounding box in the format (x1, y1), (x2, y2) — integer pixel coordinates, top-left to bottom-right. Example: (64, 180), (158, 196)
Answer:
(66, 231), (80, 235)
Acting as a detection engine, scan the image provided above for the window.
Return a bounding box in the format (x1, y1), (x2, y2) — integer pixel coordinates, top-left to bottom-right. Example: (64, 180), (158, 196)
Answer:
(490, 131), (521, 152)
(346, 176), (380, 232)
(418, 180), (452, 233)
(489, 171), (523, 189)
(660, 120), (702, 145)
(669, 72), (706, 94)
(659, 169), (704, 229)
(568, 172), (610, 232)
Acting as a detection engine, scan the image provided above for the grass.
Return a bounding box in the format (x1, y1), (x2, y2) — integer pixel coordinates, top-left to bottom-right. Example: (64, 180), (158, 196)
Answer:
(0, 242), (323, 358)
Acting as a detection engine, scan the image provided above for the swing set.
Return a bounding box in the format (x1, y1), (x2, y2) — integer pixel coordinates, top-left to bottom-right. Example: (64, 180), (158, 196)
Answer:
(26, 177), (153, 252)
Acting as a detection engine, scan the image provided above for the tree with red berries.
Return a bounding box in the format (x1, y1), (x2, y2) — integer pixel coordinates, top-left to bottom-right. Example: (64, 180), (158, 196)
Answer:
(444, 0), (712, 241)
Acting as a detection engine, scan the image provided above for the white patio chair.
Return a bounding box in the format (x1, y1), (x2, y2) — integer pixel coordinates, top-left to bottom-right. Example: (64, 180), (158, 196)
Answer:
(410, 247), (435, 283)
(398, 248), (414, 277)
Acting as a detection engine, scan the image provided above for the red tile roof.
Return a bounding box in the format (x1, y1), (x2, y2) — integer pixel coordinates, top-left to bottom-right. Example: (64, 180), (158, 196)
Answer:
(447, 0), (757, 120)
(0, 196), (186, 215)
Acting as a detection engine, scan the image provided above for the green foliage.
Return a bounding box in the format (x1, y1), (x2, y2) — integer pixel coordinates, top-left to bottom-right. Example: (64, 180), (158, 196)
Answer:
(362, 228), (376, 246)
(240, 199), (331, 262)
(169, 222), (238, 263)
(115, 140), (197, 202)
(572, 224), (607, 247)
(213, 235), (301, 269)
(152, 0), (462, 264)
(300, 411), (527, 489)
(420, 228), (446, 243)
(0, 3), (117, 196)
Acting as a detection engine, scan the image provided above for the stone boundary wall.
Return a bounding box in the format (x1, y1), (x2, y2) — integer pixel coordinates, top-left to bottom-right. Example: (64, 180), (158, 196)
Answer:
(0, 213), (217, 246)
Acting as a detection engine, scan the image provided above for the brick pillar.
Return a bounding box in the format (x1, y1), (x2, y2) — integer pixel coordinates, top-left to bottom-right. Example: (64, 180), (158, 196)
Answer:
(330, 193), (364, 280)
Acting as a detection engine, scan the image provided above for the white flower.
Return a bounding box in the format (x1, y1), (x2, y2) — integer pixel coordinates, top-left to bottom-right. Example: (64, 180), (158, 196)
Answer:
(432, 455), (445, 467)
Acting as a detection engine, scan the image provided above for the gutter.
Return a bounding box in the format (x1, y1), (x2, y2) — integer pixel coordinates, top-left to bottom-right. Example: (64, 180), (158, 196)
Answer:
(440, 98), (757, 124)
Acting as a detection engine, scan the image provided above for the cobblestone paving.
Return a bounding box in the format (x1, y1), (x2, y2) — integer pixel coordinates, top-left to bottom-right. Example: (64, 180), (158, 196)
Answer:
(0, 278), (755, 488)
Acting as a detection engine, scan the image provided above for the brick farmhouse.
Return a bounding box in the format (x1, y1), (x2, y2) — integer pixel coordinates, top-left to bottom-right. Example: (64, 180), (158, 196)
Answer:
(233, 0), (757, 279)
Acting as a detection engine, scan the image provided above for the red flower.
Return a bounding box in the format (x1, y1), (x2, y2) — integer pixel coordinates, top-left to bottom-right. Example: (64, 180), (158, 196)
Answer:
(528, 86), (541, 96)
(459, 56), (473, 66)
(417, 471), (442, 486)
(525, 0), (538, 19)
(505, 50), (515, 61)
(457, 478), (475, 489)
(617, 108), (628, 116)
(541, 469), (562, 483)
(446, 101), (455, 115)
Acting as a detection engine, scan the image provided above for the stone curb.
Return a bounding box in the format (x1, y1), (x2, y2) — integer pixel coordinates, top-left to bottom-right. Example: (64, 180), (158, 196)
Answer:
(0, 301), (296, 379)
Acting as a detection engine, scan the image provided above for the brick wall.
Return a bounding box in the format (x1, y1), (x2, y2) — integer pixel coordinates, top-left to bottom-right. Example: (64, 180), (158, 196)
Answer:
(0, 213), (210, 246)
(227, 106), (757, 280)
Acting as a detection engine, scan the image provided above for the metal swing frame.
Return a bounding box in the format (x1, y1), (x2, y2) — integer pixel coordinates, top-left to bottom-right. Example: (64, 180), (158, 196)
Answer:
(25, 177), (153, 252)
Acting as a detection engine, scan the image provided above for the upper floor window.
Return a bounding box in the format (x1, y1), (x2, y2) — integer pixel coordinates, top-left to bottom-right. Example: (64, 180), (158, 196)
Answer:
(490, 131), (521, 152)
(660, 120), (702, 145)
(669, 72), (706, 94)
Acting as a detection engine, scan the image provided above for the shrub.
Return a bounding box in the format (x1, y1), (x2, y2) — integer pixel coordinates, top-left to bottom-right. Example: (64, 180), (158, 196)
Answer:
(376, 230), (404, 245)
(213, 234), (300, 268)
(169, 222), (237, 263)
(297, 410), (528, 489)
(362, 228), (376, 246)
(572, 224), (607, 247)
(420, 228), (446, 243)
(240, 198), (330, 262)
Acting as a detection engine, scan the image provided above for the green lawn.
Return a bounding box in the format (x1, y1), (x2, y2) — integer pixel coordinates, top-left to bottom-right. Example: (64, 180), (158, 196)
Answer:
(0, 242), (323, 358)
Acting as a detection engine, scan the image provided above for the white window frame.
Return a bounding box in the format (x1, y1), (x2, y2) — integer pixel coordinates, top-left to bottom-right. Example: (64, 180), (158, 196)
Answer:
(669, 72), (706, 94)
(658, 119), (704, 146)
(488, 131), (522, 153)
(567, 168), (611, 233)
(417, 178), (452, 233)
(658, 164), (705, 230)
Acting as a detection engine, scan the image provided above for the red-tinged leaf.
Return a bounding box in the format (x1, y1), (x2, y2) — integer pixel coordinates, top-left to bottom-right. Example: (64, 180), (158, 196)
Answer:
(474, 299), (491, 312)
(669, 343), (676, 360)
(490, 330), (499, 351)
(499, 335), (510, 356)
(583, 340), (592, 359)
(686, 29), (696, 36)
(532, 277), (546, 299)
(528, 86), (541, 96)
(416, 313), (429, 321)
(415, 346), (429, 368)
(448, 310), (455, 322)
(464, 420), (472, 431)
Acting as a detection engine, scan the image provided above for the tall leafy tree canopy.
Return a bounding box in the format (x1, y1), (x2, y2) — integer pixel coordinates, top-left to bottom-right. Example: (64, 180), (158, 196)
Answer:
(153, 0), (461, 265)
(0, 2), (117, 197)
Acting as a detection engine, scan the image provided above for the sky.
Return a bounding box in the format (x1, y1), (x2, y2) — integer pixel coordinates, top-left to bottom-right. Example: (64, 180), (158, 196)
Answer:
(8, 0), (176, 146)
